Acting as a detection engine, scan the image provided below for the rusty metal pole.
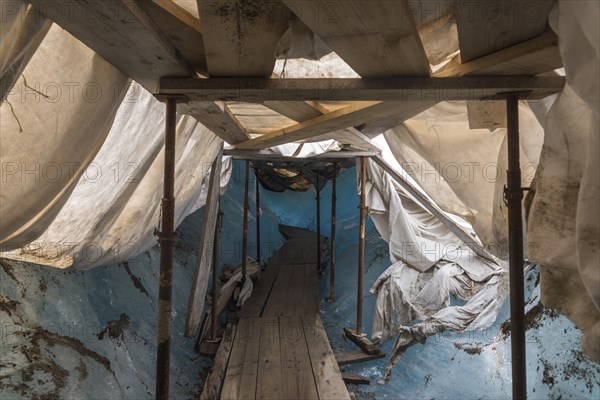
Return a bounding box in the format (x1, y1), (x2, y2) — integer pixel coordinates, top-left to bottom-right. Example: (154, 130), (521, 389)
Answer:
(357, 157), (367, 334)
(255, 169), (261, 265)
(210, 208), (223, 341)
(316, 172), (322, 269)
(327, 163), (337, 302)
(241, 161), (250, 286)
(156, 97), (177, 400)
(506, 94), (527, 400)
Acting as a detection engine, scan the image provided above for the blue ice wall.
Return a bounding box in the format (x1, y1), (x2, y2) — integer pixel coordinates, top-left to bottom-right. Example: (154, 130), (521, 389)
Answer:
(0, 160), (284, 399)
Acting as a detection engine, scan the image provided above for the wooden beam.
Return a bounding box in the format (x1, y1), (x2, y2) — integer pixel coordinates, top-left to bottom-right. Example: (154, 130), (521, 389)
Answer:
(372, 156), (496, 263)
(159, 76), (566, 102)
(185, 146), (224, 337)
(282, 0), (430, 77)
(223, 149), (380, 162)
(200, 324), (237, 400)
(454, 0), (554, 62)
(138, 0), (207, 75)
(263, 101), (323, 122)
(198, 0), (290, 76)
(436, 29), (562, 77)
(341, 373), (370, 385)
(335, 350), (386, 366)
(151, 0), (201, 32)
(231, 101), (406, 150)
(28, 0), (193, 93)
(180, 101), (250, 144)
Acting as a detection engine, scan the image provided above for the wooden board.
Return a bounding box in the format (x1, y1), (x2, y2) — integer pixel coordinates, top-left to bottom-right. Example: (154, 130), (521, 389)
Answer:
(185, 146), (223, 336)
(436, 29), (561, 77)
(256, 317), (283, 399)
(220, 318), (261, 399)
(137, 0), (207, 75)
(261, 265), (293, 317)
(282, 0), (430, 77)
(279, 316), (319, 400)
(263, 101), (323, 122)
(200, 324), (237, 400)
(198, 0), (290, 77)
(454, 0), (555, 62)
(238, 264), (279, 318)
(335, 350), (386, 366)
(28, 0), (193, 93)
(302, 264), (319, 315)
(303, 315), (351, 400)
(181, 101), (250, 144)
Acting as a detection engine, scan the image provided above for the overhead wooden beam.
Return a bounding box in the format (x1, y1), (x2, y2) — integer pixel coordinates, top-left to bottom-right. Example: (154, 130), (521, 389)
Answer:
(223, 149), (379, 162)
(28, 0), (193, 93)
(436, 29), (562, 77)
(160, 76), (565, 102)
(152, 0), (202, 32)
(454, 0), (554, 62)
(138, 0), (207, 75)
(197, 0), (290, 77)
(281, 0), (430, 77)
(263, 101), (323, 122)
(179, 101), (250, 144)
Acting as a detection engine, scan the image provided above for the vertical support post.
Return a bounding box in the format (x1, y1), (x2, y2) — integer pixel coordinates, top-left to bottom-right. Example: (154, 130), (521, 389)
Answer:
(241, 160), (250, 286)
(506, 93), (527, 400)
(327, 163), (337, 302)
(255, 168), (261, 265)
(210, 208), (223, 341)
(156, 97), (177, 400)
(316, 172), (321, 269)
(357, 157), (367, 335)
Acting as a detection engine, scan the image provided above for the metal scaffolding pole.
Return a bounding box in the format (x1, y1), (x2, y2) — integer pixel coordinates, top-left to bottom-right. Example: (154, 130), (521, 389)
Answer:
(357, 157), (367, 334)
(327, 163), (337, 302)
(241, 161), (250, 286)
(316, 172), (321, 270)
(255, 169), (261, 264)
(155, 97), (177, 400)
(506, 93), (527, 400)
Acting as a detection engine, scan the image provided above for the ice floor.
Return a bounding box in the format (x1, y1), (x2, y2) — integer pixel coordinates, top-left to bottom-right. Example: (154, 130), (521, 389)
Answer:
(1, 161), (598, 399)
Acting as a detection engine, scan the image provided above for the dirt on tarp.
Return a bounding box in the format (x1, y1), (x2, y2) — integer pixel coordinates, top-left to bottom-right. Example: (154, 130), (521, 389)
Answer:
(453, 342), (483, 355)
(499, 302), (561, 338)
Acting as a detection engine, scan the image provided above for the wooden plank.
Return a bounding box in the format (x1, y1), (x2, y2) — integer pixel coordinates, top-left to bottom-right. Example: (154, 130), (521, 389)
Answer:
(279, 316), (319, 400)
(301, 264), (319, 315)
(263, 101), (323, 122)
(302, 315), (351, 400)
(238, 264), (279, 318)
(334, 350), (386, 366)
(159, 76), (566, 102)
(288, 265), (307, 316)
(185, 146), (224, 336)
(29, 0), (193, 93)
(256, 317), (283, 399)
(181, 101), (250, 144)
(341, 373), (370, 385)
(198, 0), (290, 77)
(372, 156), (496, 263)
(232, 101), (437, 150)
(262, 265), (294, 317)
(436, 29), (562, 77)
(201, 323), (237, 400)
(221, 318), (261, 399)
(343, 328), (379, 355)
(467, 101), (507, 129)
(282, 0), (430, 77)
(137, 0), (207, 75)
(223, 149), (380, 162)
(454, 0), (554, 62)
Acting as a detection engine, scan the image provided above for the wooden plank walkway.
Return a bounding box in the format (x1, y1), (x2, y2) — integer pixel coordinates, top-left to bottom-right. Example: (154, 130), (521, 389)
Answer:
(213, 229), (350, 400)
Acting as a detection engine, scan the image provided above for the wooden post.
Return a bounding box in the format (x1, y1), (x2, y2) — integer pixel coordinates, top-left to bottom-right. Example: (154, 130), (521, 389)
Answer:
(357, 157), (367, 334)
(210, 208), (223, 341)
(241, 160), (250, 285)
(316, 171), (322, 270)
(506, 93), (527, 400)
(327, 163), (337, 303)
(156, 97), (177, 400)
(255, 168), (261, 264)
